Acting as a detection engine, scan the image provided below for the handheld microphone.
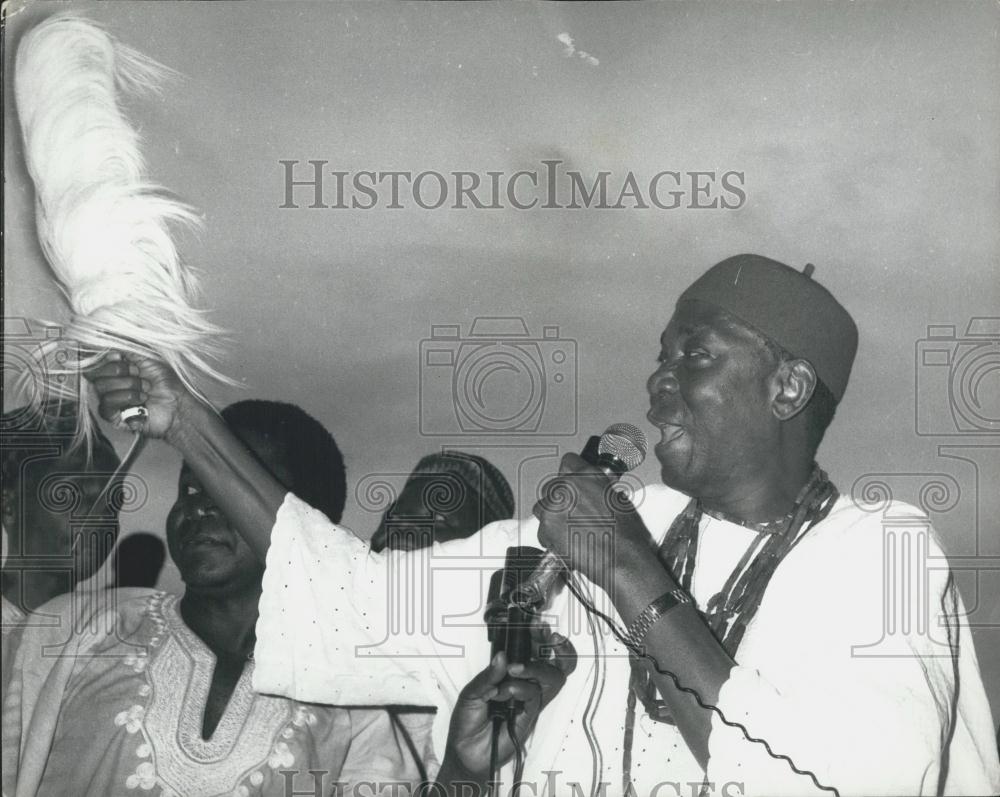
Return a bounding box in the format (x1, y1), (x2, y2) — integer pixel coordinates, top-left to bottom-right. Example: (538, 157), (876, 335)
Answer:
(485, 546), (546, 718)
(511, 423), (647, 608)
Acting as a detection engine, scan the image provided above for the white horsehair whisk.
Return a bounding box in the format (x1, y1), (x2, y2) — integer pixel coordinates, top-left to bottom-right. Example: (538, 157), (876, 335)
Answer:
(14, 13), (233, 480)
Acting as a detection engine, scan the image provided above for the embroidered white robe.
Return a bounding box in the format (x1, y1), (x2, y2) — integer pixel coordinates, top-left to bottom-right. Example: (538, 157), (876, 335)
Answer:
(2, 588), (430, 797)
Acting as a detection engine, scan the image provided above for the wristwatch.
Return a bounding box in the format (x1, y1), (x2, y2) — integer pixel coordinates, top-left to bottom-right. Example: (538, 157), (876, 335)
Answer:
(624, 588), (692, 650)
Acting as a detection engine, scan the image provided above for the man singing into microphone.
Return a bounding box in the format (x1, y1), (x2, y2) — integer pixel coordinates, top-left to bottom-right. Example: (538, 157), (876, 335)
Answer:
(87, 254), (1000, 796)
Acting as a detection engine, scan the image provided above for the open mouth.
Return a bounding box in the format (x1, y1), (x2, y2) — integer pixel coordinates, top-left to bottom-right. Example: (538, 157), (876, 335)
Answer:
(660, 424), (684, 439)
(647, 414), (685, 456)
(647, 410), (684, 443)
(655, 425), (685, 448)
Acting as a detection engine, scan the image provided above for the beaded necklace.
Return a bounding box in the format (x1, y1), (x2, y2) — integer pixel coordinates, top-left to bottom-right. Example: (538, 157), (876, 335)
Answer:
(622, 466), (839, 789)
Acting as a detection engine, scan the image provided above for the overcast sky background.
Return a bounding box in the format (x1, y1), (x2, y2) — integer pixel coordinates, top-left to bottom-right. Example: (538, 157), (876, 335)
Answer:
(4, 1), (999, 715)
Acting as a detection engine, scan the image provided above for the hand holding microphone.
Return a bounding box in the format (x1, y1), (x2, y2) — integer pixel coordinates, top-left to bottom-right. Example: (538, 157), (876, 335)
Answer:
(466, 425), (647, 789)
(440, 625), (575, 788)
(525, 423), (651, 601)
(472, 547), (578, 790)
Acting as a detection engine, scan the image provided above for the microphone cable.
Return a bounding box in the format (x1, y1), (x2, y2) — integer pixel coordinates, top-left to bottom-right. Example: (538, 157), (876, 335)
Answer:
(486, 714), (502, 797)
(576, 578), (605, 797)
(562, 575), (841, 797)
(507, 713), (526, 796)
(487, 590), (596, 797)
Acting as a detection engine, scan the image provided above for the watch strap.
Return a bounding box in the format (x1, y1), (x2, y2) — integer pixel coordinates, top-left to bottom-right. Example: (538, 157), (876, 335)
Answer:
(624, 588), (692, 650)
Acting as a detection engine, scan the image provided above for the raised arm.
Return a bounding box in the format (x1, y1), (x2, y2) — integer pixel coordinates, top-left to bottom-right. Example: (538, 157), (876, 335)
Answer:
(91, 353), (506, 730)
(87, 353), (284, 561)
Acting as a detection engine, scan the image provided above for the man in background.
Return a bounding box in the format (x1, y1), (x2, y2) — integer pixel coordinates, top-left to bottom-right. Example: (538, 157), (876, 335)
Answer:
(370, 450), (514, 553)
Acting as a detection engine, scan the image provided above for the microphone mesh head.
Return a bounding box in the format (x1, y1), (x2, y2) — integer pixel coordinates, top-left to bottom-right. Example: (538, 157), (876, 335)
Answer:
(598, 423), (647, 471)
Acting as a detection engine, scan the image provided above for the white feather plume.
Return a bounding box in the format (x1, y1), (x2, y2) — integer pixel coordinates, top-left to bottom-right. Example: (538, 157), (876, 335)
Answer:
(14, 13), (233, 443)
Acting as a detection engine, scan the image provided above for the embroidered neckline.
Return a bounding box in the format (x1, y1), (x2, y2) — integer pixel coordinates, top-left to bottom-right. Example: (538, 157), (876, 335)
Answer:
(150, 594), (267, 759)
(128, 593), (296, 795)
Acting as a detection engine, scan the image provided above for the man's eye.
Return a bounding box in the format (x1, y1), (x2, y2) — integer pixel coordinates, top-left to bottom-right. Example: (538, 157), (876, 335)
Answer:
(186, 485), (201, 496)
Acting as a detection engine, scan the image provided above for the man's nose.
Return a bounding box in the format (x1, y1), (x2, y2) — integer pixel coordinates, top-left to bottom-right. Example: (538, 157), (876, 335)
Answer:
(647, 363), (679, 398)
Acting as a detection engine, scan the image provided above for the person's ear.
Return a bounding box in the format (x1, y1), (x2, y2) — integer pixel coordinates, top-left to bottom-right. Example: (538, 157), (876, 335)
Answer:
(770, 359), (817, 421)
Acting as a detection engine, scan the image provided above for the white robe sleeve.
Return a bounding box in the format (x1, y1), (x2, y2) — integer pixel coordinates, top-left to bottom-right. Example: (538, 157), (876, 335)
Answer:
(253, 494), (528, 758)
(706, 503), (1000, 797)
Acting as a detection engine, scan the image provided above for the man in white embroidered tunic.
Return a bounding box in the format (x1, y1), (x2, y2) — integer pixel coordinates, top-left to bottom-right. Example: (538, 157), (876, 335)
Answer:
(2, 400), (428, 797)
(84, 255), (1000, 796)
